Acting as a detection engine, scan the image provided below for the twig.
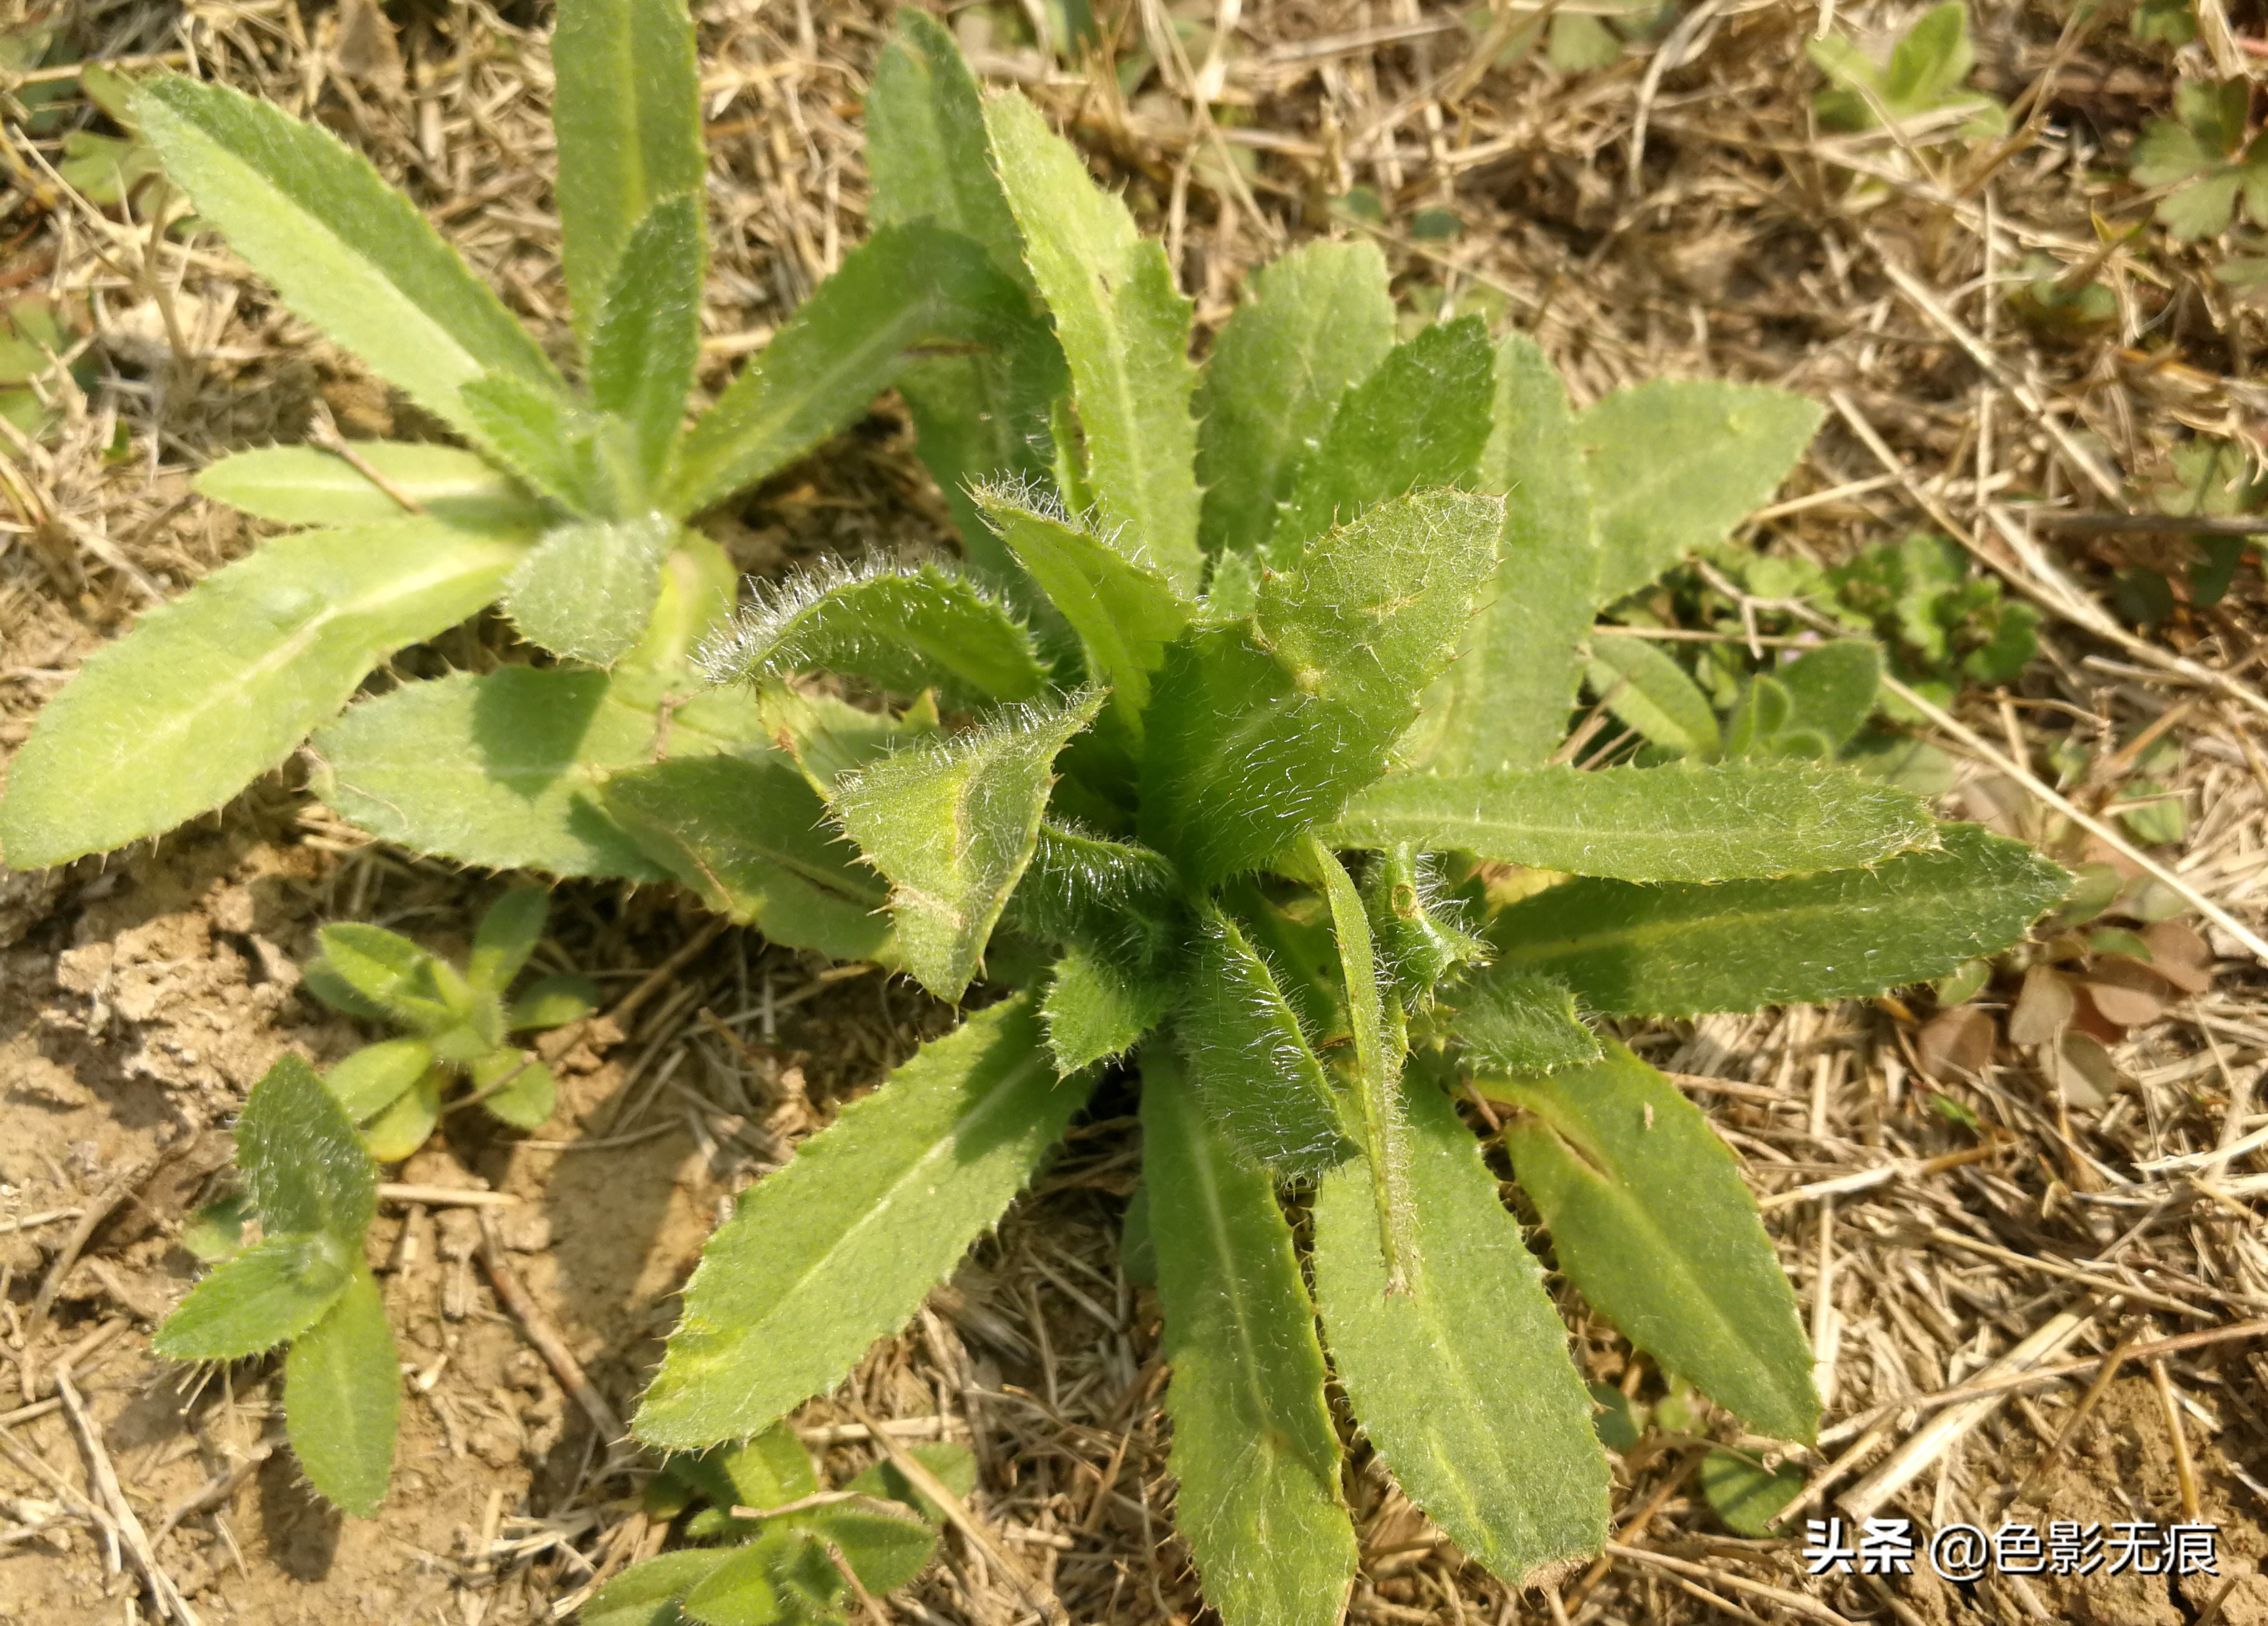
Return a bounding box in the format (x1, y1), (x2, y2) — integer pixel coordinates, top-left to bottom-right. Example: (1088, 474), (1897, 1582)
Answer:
(842, 1398), (1069, 1626)
(2149, 1358), (2204, 1525)
(606, 917), (728, 1032)
(56, 1371), (200, 1625)
(2036, 513), (2268, 538)
(1879, 673), (2268, 965)
(473, 1211), (626, 1442)
(1603, 1544), (1856, 1626)
(377, 1183), (521, 1207)
(307, 401), (426, 514)
(2010, 1328), (2140, 1505)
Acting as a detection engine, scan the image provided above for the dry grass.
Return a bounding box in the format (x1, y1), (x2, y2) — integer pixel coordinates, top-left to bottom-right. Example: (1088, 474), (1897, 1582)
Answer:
(6, 1), (2268, 1623)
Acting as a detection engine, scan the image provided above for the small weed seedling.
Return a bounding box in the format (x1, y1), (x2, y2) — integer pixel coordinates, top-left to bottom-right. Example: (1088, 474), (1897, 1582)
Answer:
(587, 1427), (975, 1626)
(1809, 2), (2007, 142)
(132, 6), (2069, 1618)
(2131, 79), (2268, 241)
(303, 886), (596, 1158)
(156, 1055), (398, 1515)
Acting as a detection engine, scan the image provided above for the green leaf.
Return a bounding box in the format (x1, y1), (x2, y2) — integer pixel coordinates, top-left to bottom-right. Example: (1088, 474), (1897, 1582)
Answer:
(681, 1527), (809, 1626)
(1195, 240), (1396, 559)
(844, 1442), (977, 1526)
(194, 442), (547, 531)
(361, 1067), (444, 1161)
(1453, 973), (1600, 1073)
(0, 521), (524, 869)
(698, 561), (1048, 708)
(1490, 823), (2068, 1016)
(458, 371), (607, 510)
(469, 886), (550, 991)
(665, 223), (1037, 516)
(1408, 332), (1598, 774)
(236, 1053), (380, 1243)
(973, 481), (1190, 733)
(313, 665), (765, 879)
(866, 11), (1029, 287)
(590, 195), (705, 490)
(1041, 945), (1170, 1073)
(549, 0), (704, 345)
(624, 538), (743, 674)
(1775, 641), (1880, 752)
(284, 1266), (399, 1517)
(1698, 1449), (1807, 1539)
(2131, 120), (2221, 188)
(758, 686), (941, 796)
(310, 923), (449, 1028)
(1586, 636), (1721, 758)
(600, 754), (895, 963)
(507, 973), (600, 1031)
(1578, 381), (1822, 604)
(636, 992), (1081, 1446)
(1361, 845), (1487, 1002)
(1269, 315), (1494, 559)
(586, 1551), (732, 1626)
(1488, 1040), (1820, 1442)
(803, 1504), (939, 1595)
(471, 1049), (556, 1130)
(1312, 1075), (1609, 1585)
(2159, 170), (2242, 240)
(504, 513), (680, 667)
(132, 77), (567, 445)
(1884, 2), (1971, 103)
(1177, 905), (1353, 1178)
(156, 1233), (353, 1361)
(1006, 820), (1181, 963)
(1141, 490), (1502, 885)
(1330, 762), (1937, 882)
(326, 1037), (435, 1122)
(1141, 1047), (1358, 1626)
(831, 691), (1104, 1002)
(983, 93), (1204, 594)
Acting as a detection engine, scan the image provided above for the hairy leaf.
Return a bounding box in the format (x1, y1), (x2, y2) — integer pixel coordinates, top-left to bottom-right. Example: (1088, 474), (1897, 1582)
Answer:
(601, 754), (895, 963)
(680, 1527), (809, 1626)
(665, 224), (1036, 516)
(132, 77), (566, 445)
(973, 481), (1190, 733)
(284, 1266), (398, 1517)
(1453, 973), (1601, 1073)
(310, 923), (451, 1030)
(636, 992), (1081, 1446)
(1042, 945), (1171, 1073)
(699, 561), (1048, 707)
(1195, 240), (1396, 559)
(832, 692), (1104, 1002)
(867, 11), (1060, 579)
(1579, 382), (1822, 605)
(624, 538), (742, 676)
(1177, 905), (1353, 1178)
(1330, 763), (1937, 882)
(504, 513), (680, 667)
(843, 1441), (978, 1527)
(326, 1037), (435, 1122)
(0, 521), (523, 869)
(1776, 641), (1881, 752)
(362, 1067), (444, 1162)
(1008, 820), (1182, 966)
(469, 886), (550, 992)
(585, 1551), (731, 1626)
(760, 686), (942, 797)
(1142, 1048), (1358, 1626)
(156, 1233), (352, 1361)
(1586, 636), (1721, 759)
(458, 372), (606, 511)
(1312, 1075), (1609, 1585)
(803, 1504), (939, 1595)
(550, 0), (704, 345)
(1270, 315), (1493, 559)
(1409, 332), (1597, 773)
(590, 195), (704, 490)
(236, 1053), (380, 1243)
(984, 94), (1203, 594)
(313, 666), (765, 878)
(194, 443), (546, 531)
(472, 1049), (556, 1130)
(1490, 824), (2068, 1016)
(508, 973), (601, 1032)
(1487, 1040), (1820, 1443)
(1141, 491), (1502, 885)
(1362, 845), (1487, 1002)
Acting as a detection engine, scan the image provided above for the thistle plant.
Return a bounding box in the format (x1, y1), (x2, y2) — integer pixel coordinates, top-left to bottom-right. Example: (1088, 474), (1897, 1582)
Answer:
(590, 1428), (976, 1626)
(302, 886), (597, 1160)
(155, 1055), (398, 1516)
(108, 3), (2069, 1615)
